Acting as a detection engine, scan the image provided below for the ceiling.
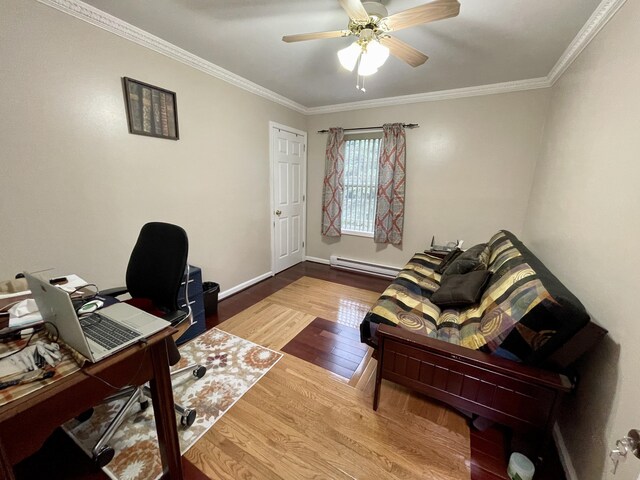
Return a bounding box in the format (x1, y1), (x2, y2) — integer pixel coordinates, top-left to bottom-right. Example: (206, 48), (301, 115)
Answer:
(81, 0), (603, 108)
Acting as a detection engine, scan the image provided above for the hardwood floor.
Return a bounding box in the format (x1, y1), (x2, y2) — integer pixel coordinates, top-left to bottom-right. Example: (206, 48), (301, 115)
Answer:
(281, 317), (369, 381)
(15, 261), (566, 479)
(204, 263), (565, 480)
(187, 273), (471, 479)
(186, 355), (469, 480)
(205, 262), (392, 330)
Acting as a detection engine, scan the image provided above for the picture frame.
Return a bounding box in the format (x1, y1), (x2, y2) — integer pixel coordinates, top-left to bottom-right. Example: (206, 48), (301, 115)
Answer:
(122, 77), (179, 140)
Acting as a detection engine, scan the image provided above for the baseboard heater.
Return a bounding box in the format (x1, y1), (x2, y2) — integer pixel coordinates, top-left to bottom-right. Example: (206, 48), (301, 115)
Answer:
(329, 255), (399, 279)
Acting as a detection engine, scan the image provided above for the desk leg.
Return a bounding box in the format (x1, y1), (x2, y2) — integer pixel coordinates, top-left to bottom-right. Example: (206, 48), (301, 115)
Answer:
(149, 339), (183, 480)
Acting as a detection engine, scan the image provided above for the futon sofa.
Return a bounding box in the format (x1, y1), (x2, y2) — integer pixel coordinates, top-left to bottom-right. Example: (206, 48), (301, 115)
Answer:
(360, 230), (606, 445)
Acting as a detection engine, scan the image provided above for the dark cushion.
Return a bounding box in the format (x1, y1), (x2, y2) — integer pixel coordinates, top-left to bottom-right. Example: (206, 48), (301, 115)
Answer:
(442, 243), (488, 277)
(434, 248), (462, 274)
(431, 270), (492, 308)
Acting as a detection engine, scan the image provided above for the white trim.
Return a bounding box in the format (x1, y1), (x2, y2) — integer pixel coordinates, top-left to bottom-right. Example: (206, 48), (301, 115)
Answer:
(269, 122), (275, 278)
(36, 0), (307, 114)
(341, 230), (374, 239)
(269, 122), (308, 275)
(548, 0), (628, 85)
(553, 423), (578, 480)
(269, 122), (308, 137)
(218, 271), (273, 300)
(36, 0), (626, 114)
(306, 77), (552, 114)
(307, 0), (627, 113)
(305, 256), (330, 265)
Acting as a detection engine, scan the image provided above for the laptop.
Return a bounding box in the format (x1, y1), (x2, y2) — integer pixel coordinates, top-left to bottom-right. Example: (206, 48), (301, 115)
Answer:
(25, 273), (170, 362)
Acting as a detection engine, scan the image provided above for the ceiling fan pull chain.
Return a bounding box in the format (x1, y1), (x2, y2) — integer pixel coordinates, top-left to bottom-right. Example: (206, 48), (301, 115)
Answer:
(356, 74), (366, 92)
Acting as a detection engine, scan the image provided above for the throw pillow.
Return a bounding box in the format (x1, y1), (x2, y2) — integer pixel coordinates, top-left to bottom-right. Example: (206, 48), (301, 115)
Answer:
(477, 244), (491, 270)
(442, 243), (488, 277)
(430, 270), (492, 308)
(434, 248), (463, 274)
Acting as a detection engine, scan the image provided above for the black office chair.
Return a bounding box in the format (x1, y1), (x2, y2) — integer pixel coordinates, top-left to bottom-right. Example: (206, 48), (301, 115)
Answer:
(88, 222), (206, 467)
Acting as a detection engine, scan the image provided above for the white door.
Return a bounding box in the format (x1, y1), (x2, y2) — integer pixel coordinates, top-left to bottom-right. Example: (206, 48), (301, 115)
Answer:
(270, 123), (306, 274)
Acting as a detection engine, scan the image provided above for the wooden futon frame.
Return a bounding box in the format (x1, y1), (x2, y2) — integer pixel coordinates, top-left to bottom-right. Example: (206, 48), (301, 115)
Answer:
(373, 320), (606, 452)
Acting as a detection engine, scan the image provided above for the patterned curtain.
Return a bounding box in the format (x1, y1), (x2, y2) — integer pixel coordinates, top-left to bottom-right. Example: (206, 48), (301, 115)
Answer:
(374, 123), (406, 245)
(321, 128), (345, 237)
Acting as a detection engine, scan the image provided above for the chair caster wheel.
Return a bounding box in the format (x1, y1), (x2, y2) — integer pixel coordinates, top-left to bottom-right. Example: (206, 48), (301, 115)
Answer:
(140, 399), (150, 411)
(193, 365), (206, 379)
(94, 446), (115, 468)
(76, 408), (94, 423)
(181, 409), (197, 427)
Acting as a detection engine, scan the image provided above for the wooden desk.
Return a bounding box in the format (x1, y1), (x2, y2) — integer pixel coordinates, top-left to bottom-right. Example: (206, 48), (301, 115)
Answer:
(0, 328), (183, 479)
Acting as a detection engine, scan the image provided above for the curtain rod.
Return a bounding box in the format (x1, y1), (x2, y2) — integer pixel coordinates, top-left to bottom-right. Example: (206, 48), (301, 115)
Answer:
(316, 123), (419, 134)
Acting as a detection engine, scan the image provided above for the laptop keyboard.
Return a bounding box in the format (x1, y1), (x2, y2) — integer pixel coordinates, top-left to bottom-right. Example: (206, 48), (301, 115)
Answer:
(80, 313), (140, 350)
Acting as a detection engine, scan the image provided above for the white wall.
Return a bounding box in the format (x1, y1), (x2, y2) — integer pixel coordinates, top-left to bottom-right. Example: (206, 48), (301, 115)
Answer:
(0, 0), (305, 291)
(306, 90), (551, 267)
(522, 1), (640, 478)
(3, 2), (637, 477)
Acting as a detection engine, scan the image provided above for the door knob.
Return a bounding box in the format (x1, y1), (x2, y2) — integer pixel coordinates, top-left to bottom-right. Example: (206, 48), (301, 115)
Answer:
(275, 210), (282, 216)
(609, 429), (640, 473)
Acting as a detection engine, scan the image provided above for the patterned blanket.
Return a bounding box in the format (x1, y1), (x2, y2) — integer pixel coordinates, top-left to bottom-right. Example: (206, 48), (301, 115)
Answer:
(360, 231), (590, 366)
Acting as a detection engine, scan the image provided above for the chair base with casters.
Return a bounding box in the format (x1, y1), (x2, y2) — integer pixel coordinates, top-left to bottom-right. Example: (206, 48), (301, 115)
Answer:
(84, 362), (206, 468)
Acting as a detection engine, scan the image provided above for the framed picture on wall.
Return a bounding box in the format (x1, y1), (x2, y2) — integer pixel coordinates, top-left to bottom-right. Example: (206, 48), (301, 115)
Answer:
(122, 77), (179, 140)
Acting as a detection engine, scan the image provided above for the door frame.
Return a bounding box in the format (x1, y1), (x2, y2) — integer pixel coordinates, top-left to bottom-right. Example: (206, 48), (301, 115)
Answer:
(269, 121), (308, 275)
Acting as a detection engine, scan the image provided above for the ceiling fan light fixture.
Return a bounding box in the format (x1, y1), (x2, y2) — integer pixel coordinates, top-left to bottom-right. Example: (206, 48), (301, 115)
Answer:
(366, 40), (389, 68)
(338, 41), (362, 72)
(357, 40), (388, 76)
(357, 52), (378, 76)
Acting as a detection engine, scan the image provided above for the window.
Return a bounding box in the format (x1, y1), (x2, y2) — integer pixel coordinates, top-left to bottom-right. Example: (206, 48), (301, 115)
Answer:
(341, 136), (381, 236)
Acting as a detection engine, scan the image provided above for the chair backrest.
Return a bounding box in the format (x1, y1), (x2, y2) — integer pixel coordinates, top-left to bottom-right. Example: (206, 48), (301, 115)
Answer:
(125, 222), (188, 313)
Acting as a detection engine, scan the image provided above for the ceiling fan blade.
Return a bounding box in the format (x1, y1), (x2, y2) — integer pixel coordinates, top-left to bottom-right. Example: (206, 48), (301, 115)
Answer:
(380, 37), (429, 67)
(338, 0), (370, 22)
(282, 30), (350, 43)
(383, 0), (460, 32)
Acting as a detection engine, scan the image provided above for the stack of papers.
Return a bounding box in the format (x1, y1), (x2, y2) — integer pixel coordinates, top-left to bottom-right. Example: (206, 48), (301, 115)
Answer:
(56, 274), (90, 294)
(1, 274), (90, 332)
(8, 299), (43, 329)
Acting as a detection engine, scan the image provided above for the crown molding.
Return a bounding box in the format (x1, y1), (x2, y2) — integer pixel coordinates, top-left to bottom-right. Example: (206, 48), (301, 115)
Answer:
(547, 0), (628, 85)
(305, 0), (626, 115)
(305, 77), (552, 115)
(36, 0), (308, 114)
(36, 0), (626, 116)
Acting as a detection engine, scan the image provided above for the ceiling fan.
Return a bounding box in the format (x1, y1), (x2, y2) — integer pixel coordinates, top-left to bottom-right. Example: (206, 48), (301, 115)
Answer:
(283, 0), (461, 84)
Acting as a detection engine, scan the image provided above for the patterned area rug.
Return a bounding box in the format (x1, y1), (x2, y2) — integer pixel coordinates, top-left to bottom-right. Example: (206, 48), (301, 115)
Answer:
(63, 328), (282, 480)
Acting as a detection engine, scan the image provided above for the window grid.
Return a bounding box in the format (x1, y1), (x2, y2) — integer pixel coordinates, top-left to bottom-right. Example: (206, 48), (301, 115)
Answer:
(342, 138), (381, 235)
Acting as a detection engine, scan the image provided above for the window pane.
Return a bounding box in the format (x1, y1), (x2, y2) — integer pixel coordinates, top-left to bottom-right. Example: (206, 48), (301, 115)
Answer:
(342, 138), (381, 234)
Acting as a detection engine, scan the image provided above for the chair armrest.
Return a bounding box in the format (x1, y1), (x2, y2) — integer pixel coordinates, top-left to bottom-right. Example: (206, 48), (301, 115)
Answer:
(377, 323), (572, 392)
(161, 309), (191, 343)
(161, 309), (189, 327)
(99, 287), (129, 298)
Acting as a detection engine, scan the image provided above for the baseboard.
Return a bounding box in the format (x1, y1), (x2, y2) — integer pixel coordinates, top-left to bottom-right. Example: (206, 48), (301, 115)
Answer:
(219, 271), (272, 300)
(553, 423), (578, 480)
(304, 256), (330, 265)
